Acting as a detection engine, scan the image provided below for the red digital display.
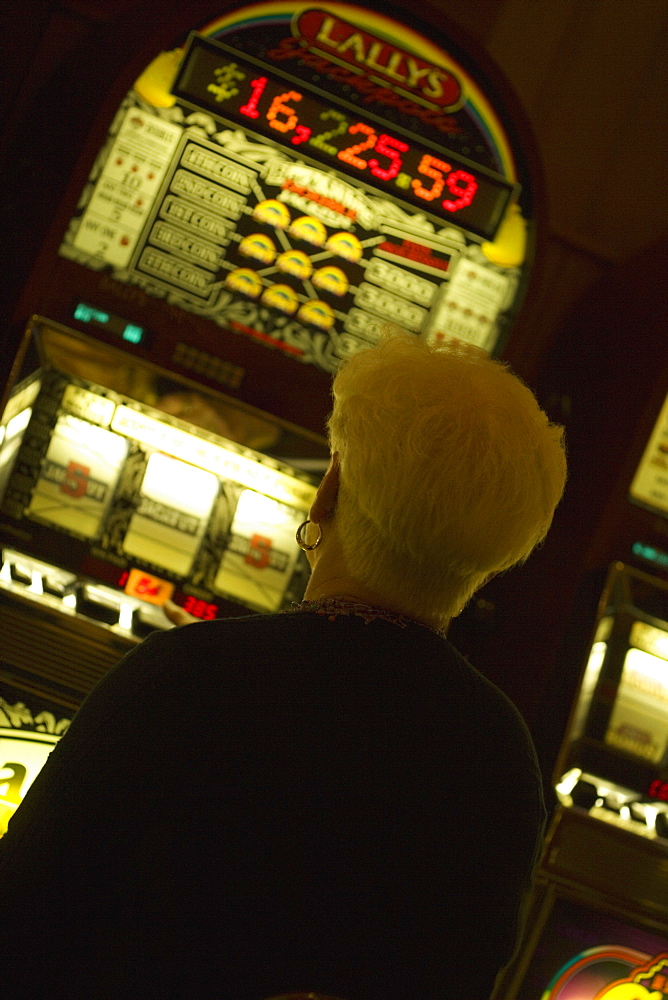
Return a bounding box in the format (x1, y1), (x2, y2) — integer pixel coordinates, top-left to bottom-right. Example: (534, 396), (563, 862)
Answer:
(124, 567), (174, 605)
(172, 36), (516, 241)
(648, 778), (668, 802)
(180, 595), (218, 620)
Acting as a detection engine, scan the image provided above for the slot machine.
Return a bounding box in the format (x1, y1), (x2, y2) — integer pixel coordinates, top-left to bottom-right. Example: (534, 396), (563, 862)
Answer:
(492, 395), (668, 997)
(1, 1), (538, 825)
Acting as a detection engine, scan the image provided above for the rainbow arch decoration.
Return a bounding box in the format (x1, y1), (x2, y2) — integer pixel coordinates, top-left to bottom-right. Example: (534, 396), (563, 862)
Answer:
(195, 1), (519, 183)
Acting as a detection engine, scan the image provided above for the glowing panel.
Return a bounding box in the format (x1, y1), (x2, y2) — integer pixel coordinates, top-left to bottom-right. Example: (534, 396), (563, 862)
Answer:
(569, 640), (608, 743)
(123, 452), (218, 576)
(629, 392), (668, 517)
(605, 646), (668, 764)
(71, 108), (182, 267)
(110, 405), (316, 510)
(172, 36), (513, 239)
(213, 489), (303, 611)
(0, 407), (33, 502)
(61, 384), (116, 427)
(124, 567), (175, 605)
(0, 729), (60, 836)
(27, 415), (128, 539)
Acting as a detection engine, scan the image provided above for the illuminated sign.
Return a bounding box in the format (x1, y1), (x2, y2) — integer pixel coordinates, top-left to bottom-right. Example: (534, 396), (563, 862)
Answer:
(27, 414), (128, 539)
(213, 488), (304, 612)
(0, 728), (60, 836)
(630, 393), (668, 518)
(123, 567), (175, 605)
(172, 35), (514, 242)
(59, 2), (534, 366)
(542, 948), (668, 1000)
(110, 405), (316, 510)
(292, 9), (465, 113)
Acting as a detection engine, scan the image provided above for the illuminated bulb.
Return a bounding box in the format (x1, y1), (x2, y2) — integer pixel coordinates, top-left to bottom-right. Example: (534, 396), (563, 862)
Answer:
(118, 602), (134, 632)
(62, 592), (77, 610)
(555, 768), (582, 797)
(6, 407), (32, 441)
(29, 571), (43, 595)
(133, 50), (183, 108)
(481, 203), (527, 268)
(0, 559), (12, 583)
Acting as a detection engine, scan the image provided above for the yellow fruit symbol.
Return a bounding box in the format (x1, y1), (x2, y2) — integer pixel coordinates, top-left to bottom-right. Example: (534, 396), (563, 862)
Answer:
(133, 50), (184, 108)
(597, 985), (663, 1000)
(481, 203), (527, 268)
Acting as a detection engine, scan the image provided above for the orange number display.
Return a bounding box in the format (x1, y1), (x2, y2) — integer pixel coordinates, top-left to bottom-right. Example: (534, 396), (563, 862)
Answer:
(266, 91), (302, 133)
(124, 568), (174, 606)
(411, 154), (451, 201)
(338, 123), (377, 170)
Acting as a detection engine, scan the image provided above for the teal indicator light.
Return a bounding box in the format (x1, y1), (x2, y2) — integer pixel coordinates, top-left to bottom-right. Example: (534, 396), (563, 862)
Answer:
(73, 301), (151, 348)
(74, 302), (110, 324)
(122, 324), (144, 344)
(632, 541), (668, 569)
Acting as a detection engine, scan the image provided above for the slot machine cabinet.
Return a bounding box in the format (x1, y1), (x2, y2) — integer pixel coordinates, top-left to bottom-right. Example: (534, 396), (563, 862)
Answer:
(5, 0), (539, 417)
(492, 562), (668, 999)
(0, 317), (321, 832)
(1, 1), (541, 821)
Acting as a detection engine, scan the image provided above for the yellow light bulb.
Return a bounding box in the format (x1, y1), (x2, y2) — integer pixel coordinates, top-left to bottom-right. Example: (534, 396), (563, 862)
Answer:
(133, 49), (183, 108)
(481, 203), (527, 268)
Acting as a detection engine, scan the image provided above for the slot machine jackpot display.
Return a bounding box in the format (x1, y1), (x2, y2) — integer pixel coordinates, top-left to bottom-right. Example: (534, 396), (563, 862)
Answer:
(493, 561), (668, 999)
(1, 2), (537, 820)
(15, 0), (535, 400)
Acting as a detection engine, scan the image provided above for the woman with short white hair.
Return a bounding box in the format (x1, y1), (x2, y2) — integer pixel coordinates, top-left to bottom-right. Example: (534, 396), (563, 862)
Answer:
(0, 329), (566, 1000)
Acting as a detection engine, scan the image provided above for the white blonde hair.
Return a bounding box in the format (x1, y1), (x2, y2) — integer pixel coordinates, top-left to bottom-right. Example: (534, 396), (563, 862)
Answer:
(327, 329), (567, 623)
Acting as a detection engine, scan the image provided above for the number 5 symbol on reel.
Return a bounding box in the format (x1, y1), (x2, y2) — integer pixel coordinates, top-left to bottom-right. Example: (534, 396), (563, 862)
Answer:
(245, 533), (272, 569)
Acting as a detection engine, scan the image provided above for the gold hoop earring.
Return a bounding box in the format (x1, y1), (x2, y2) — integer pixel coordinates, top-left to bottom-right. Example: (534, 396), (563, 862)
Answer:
(296, 520), (323, 550)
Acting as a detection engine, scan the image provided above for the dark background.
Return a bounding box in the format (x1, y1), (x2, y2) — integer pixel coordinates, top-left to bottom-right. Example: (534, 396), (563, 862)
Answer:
(1, 0), (667, 784)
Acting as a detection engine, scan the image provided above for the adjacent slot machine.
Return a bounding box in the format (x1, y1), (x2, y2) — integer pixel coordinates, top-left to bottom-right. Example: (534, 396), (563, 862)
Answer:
(1, 1), (539, 822)
(492, 398), (668, 997)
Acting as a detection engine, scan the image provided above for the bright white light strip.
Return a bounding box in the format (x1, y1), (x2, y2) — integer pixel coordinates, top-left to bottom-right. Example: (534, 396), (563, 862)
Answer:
(622, 646), (668, 690)
(110, 406), (315, 511)
(555, 768), (582, 797)
(118, 602), (134, 632)
(5, 407), (32, 441)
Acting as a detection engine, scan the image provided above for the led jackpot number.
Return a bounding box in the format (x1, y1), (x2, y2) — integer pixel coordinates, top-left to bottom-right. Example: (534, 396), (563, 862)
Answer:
(124, 568), (174, 605)
(212, 62), (478, 216)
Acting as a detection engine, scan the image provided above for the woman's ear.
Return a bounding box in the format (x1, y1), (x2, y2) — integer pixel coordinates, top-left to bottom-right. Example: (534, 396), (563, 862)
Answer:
(309, 452), (340, 522)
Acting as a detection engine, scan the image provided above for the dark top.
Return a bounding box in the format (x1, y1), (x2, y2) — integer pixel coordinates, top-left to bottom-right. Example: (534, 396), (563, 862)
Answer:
(0, 610), (544, 999)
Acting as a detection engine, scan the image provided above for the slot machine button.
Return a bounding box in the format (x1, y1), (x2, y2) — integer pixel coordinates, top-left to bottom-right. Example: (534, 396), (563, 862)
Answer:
(43, 575), (66, 597)
(132, 606), (165, 638)
(9, 562), (32, 585)
(655, 811), (668, 840)
(77, 586), (120, 626)
(629, 801), (648, 825)
(570, 779), (599, 810)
